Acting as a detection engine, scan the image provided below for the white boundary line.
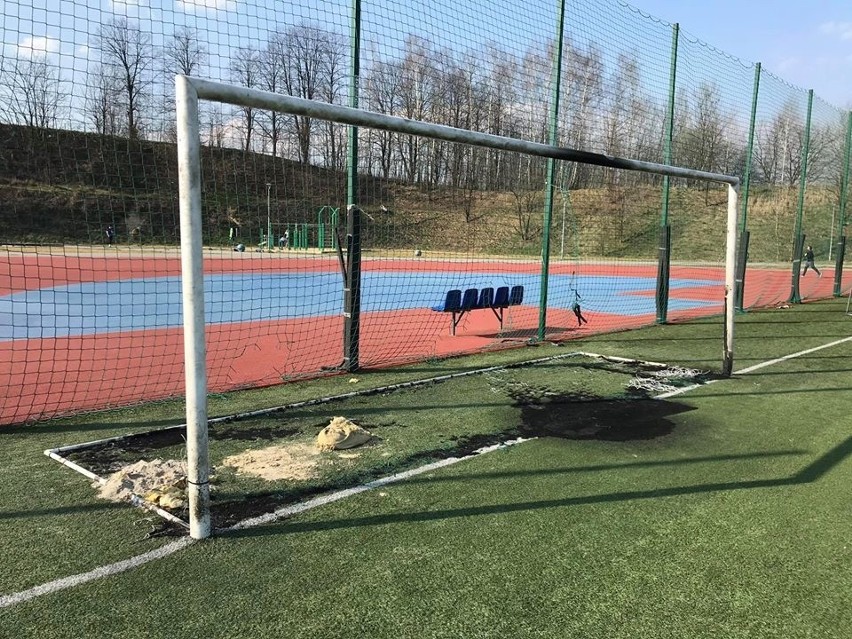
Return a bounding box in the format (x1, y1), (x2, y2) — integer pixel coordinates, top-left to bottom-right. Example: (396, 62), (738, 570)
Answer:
(12, 338), (850, 610)
(1, 437), (530, 610)
(0, 538), (194, 609)
(226, 438), (531, 531)
(654, 335), (852, 400)
(733, 335), (852, 374)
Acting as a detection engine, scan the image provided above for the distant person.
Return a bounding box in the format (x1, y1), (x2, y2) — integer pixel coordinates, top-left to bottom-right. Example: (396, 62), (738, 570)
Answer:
(802, 245), (821, 277)
(105, 225), (115, 245)
(571, 291), (588, 327)
(282, 229), (289, 249)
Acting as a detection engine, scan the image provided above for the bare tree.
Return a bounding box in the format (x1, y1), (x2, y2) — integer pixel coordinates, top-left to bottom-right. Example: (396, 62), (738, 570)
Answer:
(160, 29), (207, 142)
(96, 18), (154, 139)
(230, 46), (261, 152)
(258, 35), (287, 157)
(755, 102), (803, 187)
(600, 53), (665, 190)
(0, 55), (67, 129)
(85, 64), (123, 135)
(674, 83), (728, 174)
(316, 30), (347, 171)
(396, 36), (438, 183)
(281, 24), (333, 164)
(204, 103), (228, 148)
(482, 46), (520, 189)
(559, 42), (604, 188)
(164, 28), (207, 77)
(363, 58), (404, 178)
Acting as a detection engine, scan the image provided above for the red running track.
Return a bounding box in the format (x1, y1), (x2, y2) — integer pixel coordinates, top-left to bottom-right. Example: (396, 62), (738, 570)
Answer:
(1, 252), (845, 425)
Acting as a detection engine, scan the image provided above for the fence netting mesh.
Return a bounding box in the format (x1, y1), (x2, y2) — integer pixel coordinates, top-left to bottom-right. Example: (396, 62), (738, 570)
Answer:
(1, 0), (849, 424)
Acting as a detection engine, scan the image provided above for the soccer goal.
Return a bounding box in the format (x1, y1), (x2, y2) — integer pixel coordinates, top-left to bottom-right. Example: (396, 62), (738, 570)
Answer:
(175, 75), (741, 538)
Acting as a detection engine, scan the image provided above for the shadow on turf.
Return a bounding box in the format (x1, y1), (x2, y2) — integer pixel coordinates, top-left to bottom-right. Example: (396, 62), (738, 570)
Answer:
(366, 450), (809, 486)
(0, 500), (125, 521)
(682, 386), (852, 398)
(226, 435), (852, 538)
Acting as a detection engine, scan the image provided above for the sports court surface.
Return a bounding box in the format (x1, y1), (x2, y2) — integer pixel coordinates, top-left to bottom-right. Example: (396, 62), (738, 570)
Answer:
(0, 250), (842, 424)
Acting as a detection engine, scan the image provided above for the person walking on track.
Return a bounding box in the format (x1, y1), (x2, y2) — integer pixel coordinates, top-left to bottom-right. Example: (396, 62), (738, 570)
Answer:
(802, 245), (821, 277)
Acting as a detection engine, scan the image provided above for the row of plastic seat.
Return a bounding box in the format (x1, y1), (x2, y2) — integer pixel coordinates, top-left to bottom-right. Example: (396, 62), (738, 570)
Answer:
(432, 285), (524, 312)
(431, 286), (524, 335)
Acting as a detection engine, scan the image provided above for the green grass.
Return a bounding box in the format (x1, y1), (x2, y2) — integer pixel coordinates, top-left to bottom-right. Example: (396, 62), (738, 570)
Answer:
(1, 299), (851, 637)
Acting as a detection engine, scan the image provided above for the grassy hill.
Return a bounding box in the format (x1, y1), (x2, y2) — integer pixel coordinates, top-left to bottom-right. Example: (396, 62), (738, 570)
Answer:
(0, 124), (841, 263)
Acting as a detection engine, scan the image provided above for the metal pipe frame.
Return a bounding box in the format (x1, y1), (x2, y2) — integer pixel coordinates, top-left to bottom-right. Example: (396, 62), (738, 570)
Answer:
(175, 75), (741, 537)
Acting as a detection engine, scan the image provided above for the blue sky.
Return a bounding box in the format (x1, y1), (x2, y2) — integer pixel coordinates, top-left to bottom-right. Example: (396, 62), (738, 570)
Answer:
(634, 0), (852, 107)
(1, 0), (849, 110)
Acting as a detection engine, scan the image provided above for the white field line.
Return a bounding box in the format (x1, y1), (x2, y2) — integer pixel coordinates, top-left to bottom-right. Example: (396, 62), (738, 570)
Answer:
(654, 335), (852, 400)
(11, 336), (849, 610)
(0, 538), (194, 609)
(0, 437), (531, 610)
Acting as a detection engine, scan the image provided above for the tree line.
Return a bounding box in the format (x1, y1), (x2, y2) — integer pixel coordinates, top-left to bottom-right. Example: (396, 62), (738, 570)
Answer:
(0, 17), (846, 195)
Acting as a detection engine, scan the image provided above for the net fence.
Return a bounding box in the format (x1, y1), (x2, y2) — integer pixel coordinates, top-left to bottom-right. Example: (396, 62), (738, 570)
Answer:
(1, 0), (849, 424)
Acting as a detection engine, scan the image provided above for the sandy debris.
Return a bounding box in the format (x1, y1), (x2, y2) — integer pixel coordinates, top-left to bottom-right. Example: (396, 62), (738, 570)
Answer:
(222, 443), (323, 481)
(316, 417), (372, 451)
(95, 459), (188, 509)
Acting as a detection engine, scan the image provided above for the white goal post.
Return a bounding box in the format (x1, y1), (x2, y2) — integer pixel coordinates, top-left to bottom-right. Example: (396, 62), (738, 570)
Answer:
(175, 75), (741, 539)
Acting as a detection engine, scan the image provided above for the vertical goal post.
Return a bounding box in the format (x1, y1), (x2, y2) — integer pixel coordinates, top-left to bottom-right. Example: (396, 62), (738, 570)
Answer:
(175, 75), (741, 539)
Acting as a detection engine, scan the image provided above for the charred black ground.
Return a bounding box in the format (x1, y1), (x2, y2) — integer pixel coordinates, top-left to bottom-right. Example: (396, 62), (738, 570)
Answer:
(59, 357), (710, 535)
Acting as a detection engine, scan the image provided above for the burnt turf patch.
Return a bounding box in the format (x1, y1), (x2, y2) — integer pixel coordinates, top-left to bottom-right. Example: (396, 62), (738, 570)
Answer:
(66, 427), (187, 476)
(59, 358), (709, 536)
(514, 391), (696, 441)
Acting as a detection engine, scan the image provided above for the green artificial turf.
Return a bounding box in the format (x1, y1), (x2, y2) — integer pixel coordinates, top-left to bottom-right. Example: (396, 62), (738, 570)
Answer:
(1, 298), (850, 638)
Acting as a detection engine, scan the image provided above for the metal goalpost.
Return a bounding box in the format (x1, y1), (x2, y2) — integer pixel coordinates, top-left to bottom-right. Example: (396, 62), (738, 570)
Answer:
(175, 74), (741, 539)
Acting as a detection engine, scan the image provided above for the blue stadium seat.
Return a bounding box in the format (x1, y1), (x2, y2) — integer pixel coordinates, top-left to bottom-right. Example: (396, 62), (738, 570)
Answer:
(476, 287), (494, 309)
(509, 285), (524, 306)
(460, 288), (479, 310)
(493, 286), (510, 308)
(431, 289), (462, 312)
(431, 285), (523, 335)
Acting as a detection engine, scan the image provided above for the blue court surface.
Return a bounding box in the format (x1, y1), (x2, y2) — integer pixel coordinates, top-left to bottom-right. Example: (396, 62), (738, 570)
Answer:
(0, 271), (720, 341)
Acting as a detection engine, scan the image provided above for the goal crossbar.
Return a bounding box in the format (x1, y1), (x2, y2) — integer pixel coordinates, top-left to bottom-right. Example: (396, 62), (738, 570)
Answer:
(175, 75), (740, 539)
(186, 77), (740, 187)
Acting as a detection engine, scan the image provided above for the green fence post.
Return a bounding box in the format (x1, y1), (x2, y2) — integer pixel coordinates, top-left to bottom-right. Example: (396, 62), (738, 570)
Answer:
(318, 206), (326, 250)
(656, 23), (679, 324)
(789, 89), (814, 304)
(343, 206), (362, 371)
(347, 1), (360, 210)
(343, 0), (362, 371)
(537, 0), (567, 342)
(332, 207), (340, 250)
(735, 62), (761, 312)
(834, 111), (852, 297)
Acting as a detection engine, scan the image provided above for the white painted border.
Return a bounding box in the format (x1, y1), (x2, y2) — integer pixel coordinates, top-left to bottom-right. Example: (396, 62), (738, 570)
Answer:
(2, 437), (530, 609)
(654, 335), (852, 400)
(17, 339), (851, 609)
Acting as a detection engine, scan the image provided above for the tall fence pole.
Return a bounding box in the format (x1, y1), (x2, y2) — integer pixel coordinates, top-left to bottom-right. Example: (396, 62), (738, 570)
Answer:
(656, 22), (679, 324)
(789, 89), (814, 304)
(735, 62), (761, 312)
(344, 0), (362, 371)
(834, 111), (852, 297)
(538, 0), (567, 341)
